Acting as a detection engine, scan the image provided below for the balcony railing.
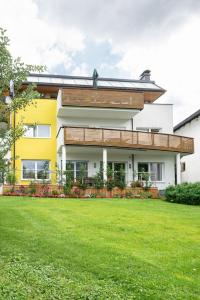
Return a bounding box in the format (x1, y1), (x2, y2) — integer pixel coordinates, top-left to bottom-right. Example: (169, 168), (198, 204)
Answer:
(63, 127), (194, 154)
(61, 88), (144, 109)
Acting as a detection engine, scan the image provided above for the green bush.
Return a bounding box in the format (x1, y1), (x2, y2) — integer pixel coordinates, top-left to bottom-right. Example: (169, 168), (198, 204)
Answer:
(113, 193), (121, 198)
(125, 191), (133, 199)
(165, 183), (200, 205)
(93, 171), (104, 189)
(6, 172), (16, 185)
(28, 181), (37, 195)
(52, 190), (59, 196)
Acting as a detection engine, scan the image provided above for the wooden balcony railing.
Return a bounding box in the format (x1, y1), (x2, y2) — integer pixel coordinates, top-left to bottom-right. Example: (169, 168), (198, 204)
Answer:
(61, 88), (144, 109)
(63, 127), (194, 154)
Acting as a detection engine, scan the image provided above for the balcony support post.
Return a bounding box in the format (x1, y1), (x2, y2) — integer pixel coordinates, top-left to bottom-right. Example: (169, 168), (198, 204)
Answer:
(103, 148), (107, 182)
(62, 145), (66, 182)
(176, 153), (181, 184)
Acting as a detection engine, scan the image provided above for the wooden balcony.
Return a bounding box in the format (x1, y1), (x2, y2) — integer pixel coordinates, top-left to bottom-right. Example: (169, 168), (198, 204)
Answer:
(61, 88), (144, 110)
(63, 127), (194, 154)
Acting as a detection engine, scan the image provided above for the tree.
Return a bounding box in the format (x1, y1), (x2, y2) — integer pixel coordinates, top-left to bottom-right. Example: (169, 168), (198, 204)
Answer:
(0, 28), (45, 183)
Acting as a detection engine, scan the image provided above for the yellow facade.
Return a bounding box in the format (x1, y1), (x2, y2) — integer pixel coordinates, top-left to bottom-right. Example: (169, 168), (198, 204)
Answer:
(13, 99), (57, 185)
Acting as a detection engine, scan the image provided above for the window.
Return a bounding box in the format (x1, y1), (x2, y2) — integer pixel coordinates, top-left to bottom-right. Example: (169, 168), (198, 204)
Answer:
(22, 160), (50, 180)
(150, 128), (160, 133)
(138, 162), (163, 181)
(136, 127), (161, 133)
(66, 161), (88, 180)
(23, 125), (50, 138)
(181, 162), (186, 172)
(100, 161), (126, 183)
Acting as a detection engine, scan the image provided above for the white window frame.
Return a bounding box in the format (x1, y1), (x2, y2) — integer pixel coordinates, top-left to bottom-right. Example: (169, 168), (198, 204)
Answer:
(21, 160), (51, 181)
(23, 124), (51, 138)
(137, 162), (164, 182)
(66, 160), (88, 180)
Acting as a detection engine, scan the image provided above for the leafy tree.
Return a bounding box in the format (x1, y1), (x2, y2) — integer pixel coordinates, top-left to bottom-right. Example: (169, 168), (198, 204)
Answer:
(0, 28), (45, 182)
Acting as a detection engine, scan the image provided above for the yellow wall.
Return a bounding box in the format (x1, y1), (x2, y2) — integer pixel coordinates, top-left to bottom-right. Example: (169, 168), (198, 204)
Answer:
(13, 99), (57, 185)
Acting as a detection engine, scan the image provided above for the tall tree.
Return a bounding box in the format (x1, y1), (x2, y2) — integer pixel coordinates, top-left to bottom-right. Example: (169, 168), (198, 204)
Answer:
(0, 28), (45, 182)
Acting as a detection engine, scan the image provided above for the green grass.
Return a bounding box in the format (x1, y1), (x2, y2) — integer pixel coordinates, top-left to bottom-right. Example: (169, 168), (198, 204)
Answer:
(0, 197), (200, 299)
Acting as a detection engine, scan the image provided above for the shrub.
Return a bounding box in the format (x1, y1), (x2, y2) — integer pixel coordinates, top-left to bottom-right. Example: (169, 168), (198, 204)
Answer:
(93, 171), (104, 189)
(77, 164), (87, 190)
(63, 163), (74, 195)
(89, 193), (97, 198)
(52, 190), (59, 196)
(140, 191), (152, 199)
(106, 166), (116, 191)
(125, 191), (133, 199)
(113, 193), (121, 198)
(19, 185), (26, 194)
(131, 180), (143, 188)
(41, 184), (50, 196)
(165, 183), (200, 205)
(6, 172), (16, 185)
(115, 166), (126, 191)
(28, 181), (37, 195)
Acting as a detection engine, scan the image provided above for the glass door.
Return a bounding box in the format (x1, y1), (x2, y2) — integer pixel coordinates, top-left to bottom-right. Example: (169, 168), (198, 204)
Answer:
(113, 162), (125, 182)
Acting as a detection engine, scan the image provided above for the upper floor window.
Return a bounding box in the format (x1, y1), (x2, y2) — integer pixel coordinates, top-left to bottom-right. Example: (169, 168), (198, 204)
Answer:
(23, 125), (51, 138)
(136, 127), (161, 133)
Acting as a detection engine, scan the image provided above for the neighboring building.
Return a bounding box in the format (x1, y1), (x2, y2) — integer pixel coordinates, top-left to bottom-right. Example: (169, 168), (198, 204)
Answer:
(174, 110), (200, 183)
(13, 70), (194, 190)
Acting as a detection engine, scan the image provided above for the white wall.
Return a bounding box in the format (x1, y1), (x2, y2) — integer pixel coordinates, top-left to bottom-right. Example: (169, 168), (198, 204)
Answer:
(58, 117), (132, 130)
(175, 118), (200, 182)
(133, 104), (173, 133)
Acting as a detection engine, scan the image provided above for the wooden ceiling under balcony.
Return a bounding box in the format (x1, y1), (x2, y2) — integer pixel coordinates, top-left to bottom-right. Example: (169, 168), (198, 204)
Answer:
(61, 88), (145, 109)
(63, 127), (194, 154)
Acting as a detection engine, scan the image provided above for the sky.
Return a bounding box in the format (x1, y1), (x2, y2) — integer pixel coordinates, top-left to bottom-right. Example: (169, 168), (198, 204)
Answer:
(1, 0), (200, 125)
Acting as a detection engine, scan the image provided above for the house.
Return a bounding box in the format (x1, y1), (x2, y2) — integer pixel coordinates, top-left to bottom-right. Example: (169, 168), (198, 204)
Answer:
(174, 109), (200, 183)
(12, 70), (194, 190)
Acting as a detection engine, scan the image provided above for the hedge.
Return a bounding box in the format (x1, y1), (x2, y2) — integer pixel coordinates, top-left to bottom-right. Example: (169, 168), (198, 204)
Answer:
(165, 182), (200, 205)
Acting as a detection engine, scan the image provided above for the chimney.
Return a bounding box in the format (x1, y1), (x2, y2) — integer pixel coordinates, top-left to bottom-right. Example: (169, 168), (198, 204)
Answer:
(140, 70), (151, 81)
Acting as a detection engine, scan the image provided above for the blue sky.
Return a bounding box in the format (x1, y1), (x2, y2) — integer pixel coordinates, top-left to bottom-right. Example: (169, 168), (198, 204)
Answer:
(51, 39), (125, 78)
(1, 0), (200, 124)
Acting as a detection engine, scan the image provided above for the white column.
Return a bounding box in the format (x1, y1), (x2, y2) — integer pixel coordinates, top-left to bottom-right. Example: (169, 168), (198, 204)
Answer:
(103, 148), (107, 181)
(176, 153), (181, 184)
(62, 145), (66, 181)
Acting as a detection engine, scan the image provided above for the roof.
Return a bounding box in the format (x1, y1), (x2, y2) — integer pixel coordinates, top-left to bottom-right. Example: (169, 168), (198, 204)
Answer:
(25, 73), (165, 93)
(174, 109), (200, 131)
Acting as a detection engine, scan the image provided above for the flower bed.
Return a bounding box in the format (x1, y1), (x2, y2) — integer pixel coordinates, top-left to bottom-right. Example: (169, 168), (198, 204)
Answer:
(2, 184), (159, 199)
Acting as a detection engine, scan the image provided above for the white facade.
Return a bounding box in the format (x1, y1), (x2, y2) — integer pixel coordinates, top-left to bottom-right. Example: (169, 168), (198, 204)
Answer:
(57, 102), (178, 190)
(174, 116), (200, 183)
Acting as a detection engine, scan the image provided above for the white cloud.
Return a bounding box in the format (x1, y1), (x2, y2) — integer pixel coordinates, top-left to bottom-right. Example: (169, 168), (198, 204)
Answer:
(114, 15), (200, 124)
(71, 63), (90, 76)
(0, 0), (85, 71)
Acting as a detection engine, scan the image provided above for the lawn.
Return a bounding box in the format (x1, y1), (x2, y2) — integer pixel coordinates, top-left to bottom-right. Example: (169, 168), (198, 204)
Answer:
(0, 197), (199, 299)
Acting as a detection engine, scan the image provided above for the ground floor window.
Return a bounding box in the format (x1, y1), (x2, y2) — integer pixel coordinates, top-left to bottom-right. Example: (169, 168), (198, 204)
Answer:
(66, 161), (88, 180)
(100, 161), (126, 182)
(22, 160), (50, 180)
(138, 162), (163, 181)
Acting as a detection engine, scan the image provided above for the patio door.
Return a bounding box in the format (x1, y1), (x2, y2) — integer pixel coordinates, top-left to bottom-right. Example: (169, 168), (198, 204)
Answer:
(107, 162), (126, 182)
(66, 161), (88, 181)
